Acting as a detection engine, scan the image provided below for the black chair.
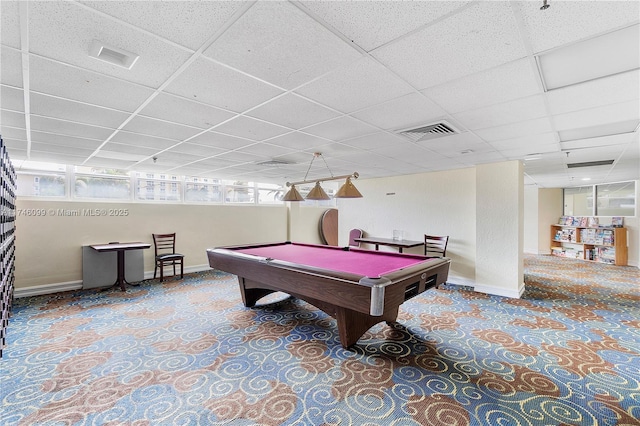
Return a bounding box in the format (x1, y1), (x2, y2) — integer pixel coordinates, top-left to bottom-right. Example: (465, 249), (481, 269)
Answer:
(153, 233), (184, 282)
(424, 235), (449, 257)
(349, 228), (364, 247)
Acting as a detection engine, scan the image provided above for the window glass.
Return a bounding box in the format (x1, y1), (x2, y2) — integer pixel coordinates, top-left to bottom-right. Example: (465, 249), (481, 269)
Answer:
(74, 166), (131, 200)
(257, 183), (286, 204)
(563, 186), (593, 216)
(596, 181), (636, 216)
(16, 161), (67, 197)
(16, 172), (66, 197)
(185, 177), (223, 203)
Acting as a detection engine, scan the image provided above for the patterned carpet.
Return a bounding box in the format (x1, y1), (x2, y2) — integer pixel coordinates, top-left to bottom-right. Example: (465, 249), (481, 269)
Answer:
(1, 255), (639, 425)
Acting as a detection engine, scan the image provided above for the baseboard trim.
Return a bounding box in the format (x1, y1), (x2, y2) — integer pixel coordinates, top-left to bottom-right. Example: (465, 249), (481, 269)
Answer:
(14, 265), (214, 298)
(14, 281), (83, 298)
(473, 281), (526, 299)
(446, 274), (476, 289)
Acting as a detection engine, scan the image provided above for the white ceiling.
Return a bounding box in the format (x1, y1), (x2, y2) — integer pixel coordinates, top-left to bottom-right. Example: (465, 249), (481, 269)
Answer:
(1, 0), (638, 188)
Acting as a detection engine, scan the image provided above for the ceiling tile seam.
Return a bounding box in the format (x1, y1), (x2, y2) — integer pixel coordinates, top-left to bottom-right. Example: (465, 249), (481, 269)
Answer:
(533, 22), (640, 57)
(71, 0), (196, 54)
(18, 0), (32, 159)
(26, 113), (123, 131)
(23, 89), (141, 115)
(368, 1), (480, 54)
(544, 68), (640, 93)
(88, 1), (258, 166)
(506, 1), (563, 167)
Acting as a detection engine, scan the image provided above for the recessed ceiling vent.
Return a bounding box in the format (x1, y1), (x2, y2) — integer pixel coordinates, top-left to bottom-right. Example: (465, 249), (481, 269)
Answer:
(567, 160), (615, 168)
(257, 159), (294, 167)
(89, 40), (139, 69)
(396, 121), (460, 142)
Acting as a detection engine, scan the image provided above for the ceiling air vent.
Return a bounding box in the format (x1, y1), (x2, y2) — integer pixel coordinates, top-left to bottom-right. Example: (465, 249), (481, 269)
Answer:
(89, 40), (139, 69)
(256, 159), (294, 167)
(396, 121), (459, 142)
(567, 160), (615, 168)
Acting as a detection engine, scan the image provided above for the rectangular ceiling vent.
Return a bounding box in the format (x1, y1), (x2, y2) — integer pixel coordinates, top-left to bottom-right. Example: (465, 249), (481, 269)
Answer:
(396, 121), (460, 142)
(256, 159), (294, 167)
(567, 160), (615, 168)
(89, 40), (139, 69)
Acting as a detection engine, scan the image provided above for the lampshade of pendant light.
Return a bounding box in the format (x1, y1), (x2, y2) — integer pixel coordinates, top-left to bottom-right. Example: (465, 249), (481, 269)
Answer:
(282, 184), (304, 202)
(306, 181), (331, 200)
(335, 177), (363, 198)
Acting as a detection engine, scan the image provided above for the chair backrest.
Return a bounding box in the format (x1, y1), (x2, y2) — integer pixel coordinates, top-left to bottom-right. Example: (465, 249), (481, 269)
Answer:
(349, 228), (364, 247)
(424, 235), (448, 257)
(153, 233), (177, 256)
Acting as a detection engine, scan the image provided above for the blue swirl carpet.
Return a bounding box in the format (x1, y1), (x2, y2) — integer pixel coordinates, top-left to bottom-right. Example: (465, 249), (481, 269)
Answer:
(1, 255), (639, 425)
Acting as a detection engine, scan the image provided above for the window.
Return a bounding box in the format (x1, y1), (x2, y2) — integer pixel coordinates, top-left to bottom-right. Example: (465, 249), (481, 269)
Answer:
(596, 181), (636, 216)
(74, 166), (131, 200)
(564, 181), (636, 217)
(135, 172), (181, 202)
(15, 161), (67, 198)
(185, 177), (223, 203)
(257, 183), (286, 204)
(224, 180), (254, 204)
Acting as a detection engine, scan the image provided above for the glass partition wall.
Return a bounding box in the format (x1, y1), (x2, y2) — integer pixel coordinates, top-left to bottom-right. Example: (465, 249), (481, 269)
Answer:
(564, 181), (636, 217)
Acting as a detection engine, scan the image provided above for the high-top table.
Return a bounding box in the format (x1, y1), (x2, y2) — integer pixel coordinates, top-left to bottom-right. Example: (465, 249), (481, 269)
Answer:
(354, 236), (424, 253)
(90, 242), (151, 291)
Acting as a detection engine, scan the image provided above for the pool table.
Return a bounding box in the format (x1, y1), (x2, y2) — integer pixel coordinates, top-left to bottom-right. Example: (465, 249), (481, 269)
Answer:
(206, 242), (451, 348)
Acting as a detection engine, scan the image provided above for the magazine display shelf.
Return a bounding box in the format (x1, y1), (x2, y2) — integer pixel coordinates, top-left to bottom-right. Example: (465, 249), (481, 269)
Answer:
(550, 224), (628, 266)
(0, 135), (16, 356)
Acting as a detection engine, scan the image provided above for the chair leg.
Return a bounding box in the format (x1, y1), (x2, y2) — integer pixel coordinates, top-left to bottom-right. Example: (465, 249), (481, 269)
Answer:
(154, 264), (158, 279)
(180, 260), (183, 279)
(173, 262), (176, 276)
(160, 262), (164, 282)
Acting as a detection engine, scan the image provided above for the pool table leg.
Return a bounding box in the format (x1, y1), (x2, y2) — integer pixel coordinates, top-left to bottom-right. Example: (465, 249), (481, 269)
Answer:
(335, 306), (400, 348)
(238, 279), (277, 307)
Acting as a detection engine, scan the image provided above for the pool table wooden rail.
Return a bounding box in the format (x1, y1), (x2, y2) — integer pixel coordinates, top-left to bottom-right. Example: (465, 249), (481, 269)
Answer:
(207, 242), (450, 348)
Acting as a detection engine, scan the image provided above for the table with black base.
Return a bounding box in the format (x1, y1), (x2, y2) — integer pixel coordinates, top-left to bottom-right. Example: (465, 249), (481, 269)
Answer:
(90, 242), (151, 291)
(354, 236), (424, 253)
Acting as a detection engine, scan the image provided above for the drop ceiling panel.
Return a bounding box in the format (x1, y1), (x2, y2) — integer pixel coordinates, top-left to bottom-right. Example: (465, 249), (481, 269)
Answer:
(267, 132), (330, 151)
(554, 100), (640, 131)
(101, 142), (160, 157)
(204, 1), (361, 90)
(501, 143), (559, 159)
(352, 93), (446, 131)
(29, 56), (155, 112)
(547, 70), (640, 116)
(1, 110), (24, 128)
(0, 47), (24, 88)
(415, 131), (487, 155)
(339, 132), (407, 151)
(165, 57), (283, 113)
(30, 142), (95, 157)
(235, 143), (297, 158)
(28, 151), (89, 165)
(213, 150), (264, 164)
(475, 117), (553, 142)
(565, 145), (627, 163)
(80, 1), (243, 50)
(167, 143), (225, 157)
(560, 132), (637, 151)
(29, 2), (192, 88)
(121, 116), (202, 141)
(1, 85), (25, 112)
(30, 93), (130, 128)
(110, 131), (180, 150)
(2, 126), (27, 143)
(454, 95), (548, 131)
(2, 138), (26, 151)
(516, 1), (640, 53)
(423, 59), (541, 114)
(247, 94), (340, 130)
(213, 116), (290, 142)
(373, 2), (527, 90)
(83, 157), (140, 169)
(30, 116), (114, 140)
(302, 116), (378, 141)
(139, 93), (236, 131)
(31, 131), (102, 150)
(0, 1), (21, 48)
(488, 132), (558, 151)
(300, 1), (470, 52)
(188, 131), (255, 150)
(295, 57), (415, 113)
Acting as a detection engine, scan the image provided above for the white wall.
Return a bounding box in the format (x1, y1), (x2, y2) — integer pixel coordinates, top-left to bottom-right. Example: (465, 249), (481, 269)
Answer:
(338, 167), (477, 286)
(524, 186), (539, 254)
(524, 187), (563, 254)
(15, 200), (288, 290)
